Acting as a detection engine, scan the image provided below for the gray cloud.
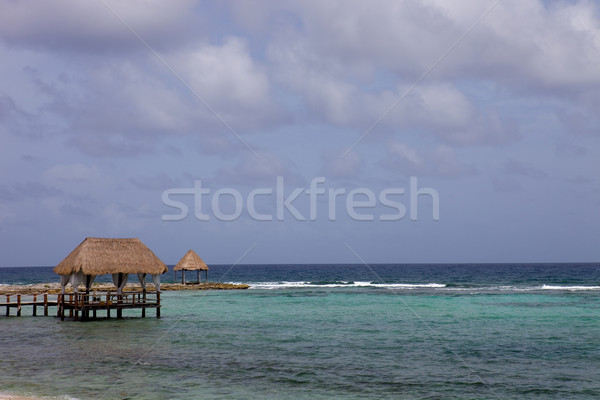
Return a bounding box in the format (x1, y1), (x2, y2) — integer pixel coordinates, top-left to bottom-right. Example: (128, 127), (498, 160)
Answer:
(321, 149), (364, 180)
(492, 176), (523, 193)
(3, 0), (596, 162)
(10, 38), (283, 158)
(0, 0), (201, 53)
(384, 142), (477, 178)
(557, 108), (599, 137)
(131, 173), (182, 191)
(492, 158), (549, 192)
(261, 0), (598, 144)
(503, 159), (548, 180)
(1, 0), (599, 265)
(212, 151), (305, 186)
(0, 93), (18, 121)
(58, 203), (93, 218)
(0, 92), (44, 139)
(0, 181), (63, 202)
(567, 175), (593, 185)
(555, 142), (587, 157)
(65, 135), (155, 158)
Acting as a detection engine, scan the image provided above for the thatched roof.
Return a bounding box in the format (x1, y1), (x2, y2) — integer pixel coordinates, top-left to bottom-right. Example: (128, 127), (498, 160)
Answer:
(173, 249), (209, 271)
(53, 237), (168, 276)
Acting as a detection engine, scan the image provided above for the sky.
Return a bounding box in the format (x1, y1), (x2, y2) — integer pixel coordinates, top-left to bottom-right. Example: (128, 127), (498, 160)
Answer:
(0, 0), (599, 267)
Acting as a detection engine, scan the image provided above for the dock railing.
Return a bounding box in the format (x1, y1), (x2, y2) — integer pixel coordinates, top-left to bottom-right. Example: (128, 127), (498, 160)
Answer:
(58, 290), (161, 320)
(2, 293), (56, 317)
(2, 290), (161, 320)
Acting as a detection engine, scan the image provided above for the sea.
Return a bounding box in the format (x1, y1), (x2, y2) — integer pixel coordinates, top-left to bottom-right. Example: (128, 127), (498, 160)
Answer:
(1, 263), (599, 400)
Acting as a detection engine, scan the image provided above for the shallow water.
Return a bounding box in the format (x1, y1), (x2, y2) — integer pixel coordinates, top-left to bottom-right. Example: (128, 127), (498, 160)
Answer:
(2, 285), (600, 399)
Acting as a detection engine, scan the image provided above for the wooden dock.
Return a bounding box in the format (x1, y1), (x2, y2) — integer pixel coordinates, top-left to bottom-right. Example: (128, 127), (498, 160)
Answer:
(1, 291), (161, 320)
(2, 293), (57, 317)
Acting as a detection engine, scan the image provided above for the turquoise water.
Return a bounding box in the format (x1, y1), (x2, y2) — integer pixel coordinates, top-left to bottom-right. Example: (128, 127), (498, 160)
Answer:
(2, 284), (600, 399)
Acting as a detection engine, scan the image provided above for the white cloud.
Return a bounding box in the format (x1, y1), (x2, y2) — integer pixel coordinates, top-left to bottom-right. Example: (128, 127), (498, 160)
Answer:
(359, 83), (513, 145)
(0, 0), (598, 265)
(267, 0), (600, 87)
(3, 0), (595, 163)
(179, 37), (278, 125)
(268, 49), (517, 144)
(7, 43), (281, 157)
(482, 0), (600, 87)
(261, 0), (599, 146)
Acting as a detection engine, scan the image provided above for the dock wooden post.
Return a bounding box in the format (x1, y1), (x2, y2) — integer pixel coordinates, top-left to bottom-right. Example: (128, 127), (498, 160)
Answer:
(156, 291), (161, 319)
(58, 294), (63, 319)
(83, 293), (89, 320)
(1, 288), (164, 320)
(44, 293), (48, 316)
(69, 294), (74, 318)
(73, 293), (79, 321)
(141, 290), (146, 318)
(117, 292), (122, 319)
(80, 293), (85, 320)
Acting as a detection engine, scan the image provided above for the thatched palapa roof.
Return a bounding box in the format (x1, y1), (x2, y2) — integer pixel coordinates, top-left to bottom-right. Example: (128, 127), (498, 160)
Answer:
(53, 237), (168, 276)
(173, 249), (209, 271)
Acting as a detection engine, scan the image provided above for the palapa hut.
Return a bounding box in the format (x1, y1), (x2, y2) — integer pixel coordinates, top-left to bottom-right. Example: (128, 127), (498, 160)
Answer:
(54, 237), (168, 294)
(173, 249), (209, 284)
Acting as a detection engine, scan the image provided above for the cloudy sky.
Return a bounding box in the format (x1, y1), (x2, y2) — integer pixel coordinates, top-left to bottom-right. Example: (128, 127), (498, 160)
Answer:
(1, 0), (599, 267)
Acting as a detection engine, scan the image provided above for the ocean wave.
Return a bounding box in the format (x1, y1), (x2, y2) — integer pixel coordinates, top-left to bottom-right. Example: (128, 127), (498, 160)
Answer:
(432, 284), (600, 292)
(541, 285), (600, 291)
(237, 282), (600, 292)
(245, 281), (447, 289)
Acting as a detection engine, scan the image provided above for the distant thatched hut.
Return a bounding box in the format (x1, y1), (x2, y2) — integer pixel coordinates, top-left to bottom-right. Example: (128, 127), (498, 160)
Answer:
(54, 237), (168, 294)
(173, 250), (209, 284)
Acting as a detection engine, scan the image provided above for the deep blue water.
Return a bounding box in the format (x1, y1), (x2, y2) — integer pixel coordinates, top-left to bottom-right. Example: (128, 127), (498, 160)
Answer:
(2, 263), (600, 291)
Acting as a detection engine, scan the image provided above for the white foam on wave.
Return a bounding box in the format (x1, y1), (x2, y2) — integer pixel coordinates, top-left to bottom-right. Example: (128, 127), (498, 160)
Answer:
(242, 283), (600, 291)
(541, 285), (600, 291)
(245, 281), (446, 289)
(227, 282), (600, 292)
(446, 285), (600, 292)
(245, 281), (308, 289)
(378, 283), (446, 288)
